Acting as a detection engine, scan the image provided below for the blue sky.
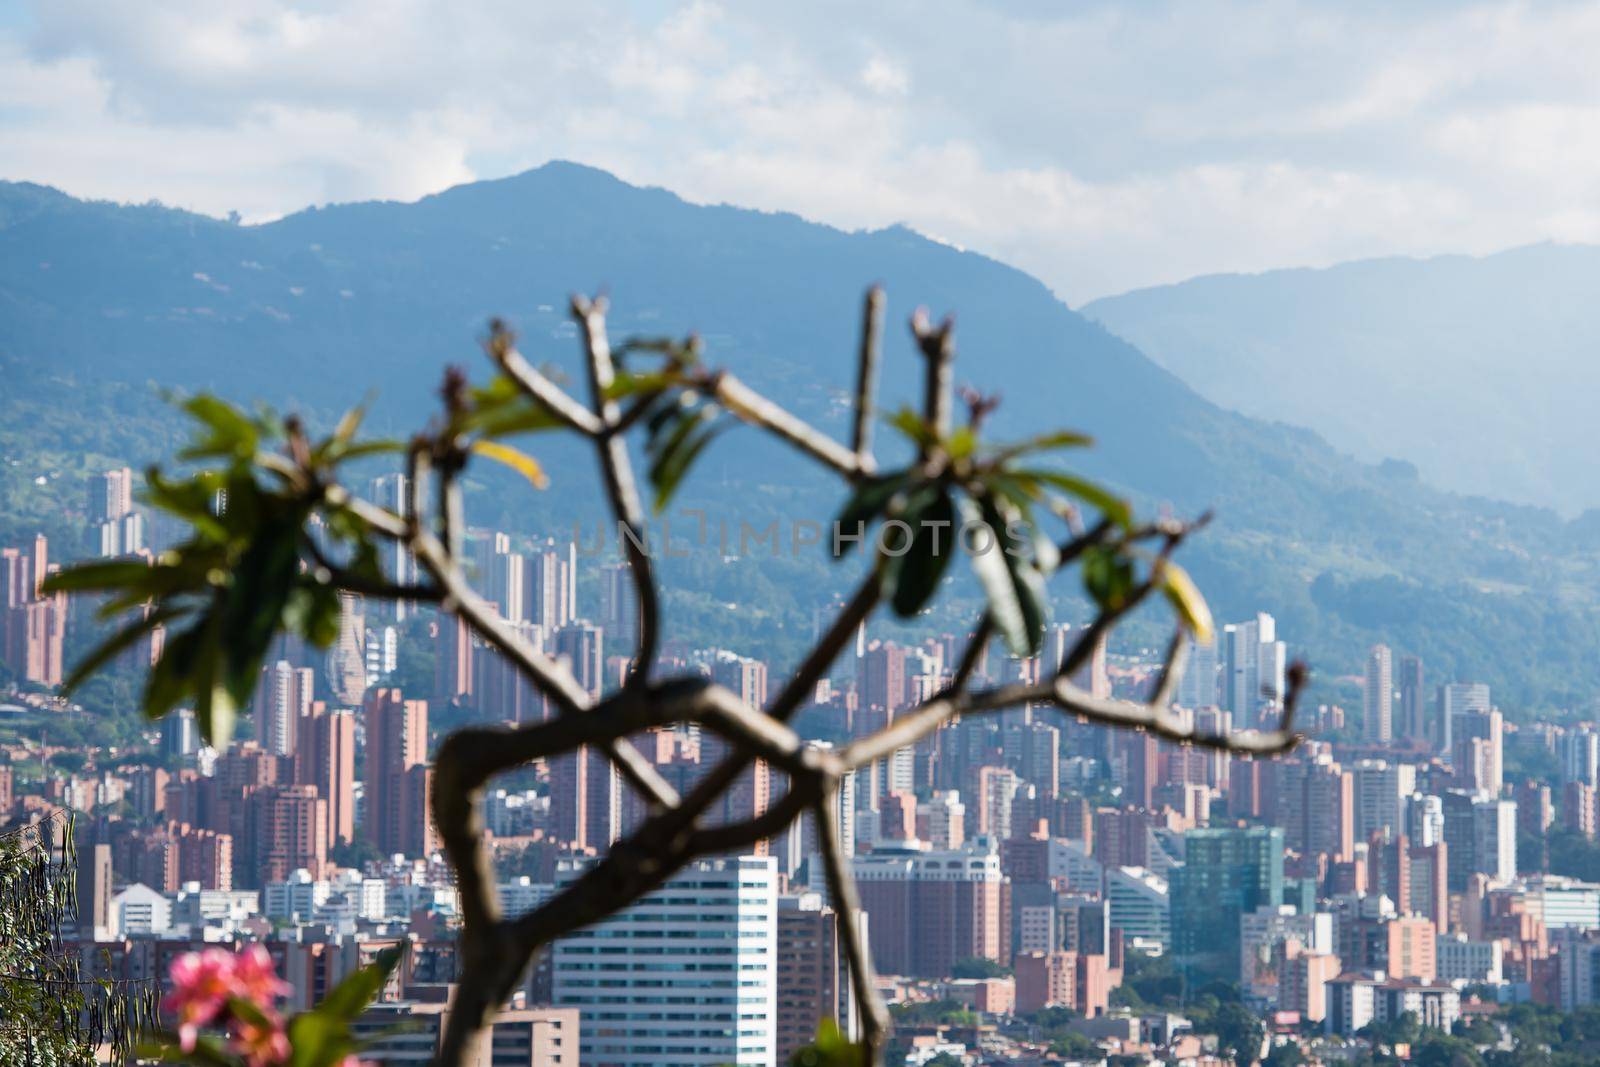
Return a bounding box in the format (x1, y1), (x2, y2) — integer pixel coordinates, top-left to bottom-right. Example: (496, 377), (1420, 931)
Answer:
(4, 1), (1599, 302)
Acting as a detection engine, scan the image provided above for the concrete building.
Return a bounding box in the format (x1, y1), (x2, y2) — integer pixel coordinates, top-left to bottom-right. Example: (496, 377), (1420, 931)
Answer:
(776, 893), (858, 1065)
(852, 841), (1008, 978)
(1106, 866), (1170, 949)
(552, 855), (778, 1066)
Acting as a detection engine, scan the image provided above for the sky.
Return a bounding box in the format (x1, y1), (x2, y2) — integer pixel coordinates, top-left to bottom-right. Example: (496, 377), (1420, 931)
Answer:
(4, 1), (1600, 303)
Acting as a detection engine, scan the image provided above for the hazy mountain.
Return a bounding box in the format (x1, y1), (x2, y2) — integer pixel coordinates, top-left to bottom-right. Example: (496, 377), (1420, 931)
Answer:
(4, 163), (1600, 709)
(1083, 244), (1600, 515)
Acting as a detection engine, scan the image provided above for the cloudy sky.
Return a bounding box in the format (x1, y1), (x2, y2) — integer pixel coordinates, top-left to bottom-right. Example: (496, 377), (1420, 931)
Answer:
(4, 1), (1600, 302)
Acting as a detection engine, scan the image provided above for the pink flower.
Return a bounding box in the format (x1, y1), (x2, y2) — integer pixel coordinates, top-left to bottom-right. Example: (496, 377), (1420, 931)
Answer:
(163, 948), (237, 1051)
(229, 1012), (292, 1067)
(163, 945), (291, 1055)
(232, 944), (292, 1006)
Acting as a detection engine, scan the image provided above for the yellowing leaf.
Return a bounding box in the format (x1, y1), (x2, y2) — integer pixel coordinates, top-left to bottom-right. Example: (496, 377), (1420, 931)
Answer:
(1161, 561), (1214, 643)
(471, 439), (550, 489)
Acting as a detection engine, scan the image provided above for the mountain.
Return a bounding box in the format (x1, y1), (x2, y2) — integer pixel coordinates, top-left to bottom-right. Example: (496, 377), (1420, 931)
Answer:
(1083, 244), (1600, 516)
(3, 163), (1600, 710)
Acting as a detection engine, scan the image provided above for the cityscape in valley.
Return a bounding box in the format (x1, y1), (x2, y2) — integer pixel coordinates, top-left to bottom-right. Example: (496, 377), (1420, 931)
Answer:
(14, 4), (1600, 1066)
(4, 461), (1597, 1065)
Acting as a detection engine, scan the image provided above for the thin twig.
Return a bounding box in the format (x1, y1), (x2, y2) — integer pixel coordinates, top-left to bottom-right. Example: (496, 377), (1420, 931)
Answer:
(851, 286), (885, 467)
(816, 789), (891, 1060)
(573, 295), (661, 687)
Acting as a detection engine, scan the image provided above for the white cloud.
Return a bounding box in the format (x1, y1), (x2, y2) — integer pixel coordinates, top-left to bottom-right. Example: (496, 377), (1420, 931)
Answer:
(6, 1), (1600, 300)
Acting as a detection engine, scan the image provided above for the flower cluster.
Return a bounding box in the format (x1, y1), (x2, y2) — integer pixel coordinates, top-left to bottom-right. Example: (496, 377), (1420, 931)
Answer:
(163, 945), (355, 1067)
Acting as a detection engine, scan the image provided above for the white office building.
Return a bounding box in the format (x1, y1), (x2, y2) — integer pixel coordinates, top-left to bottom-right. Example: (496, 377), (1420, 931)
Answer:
(552, 854), (778, 1066)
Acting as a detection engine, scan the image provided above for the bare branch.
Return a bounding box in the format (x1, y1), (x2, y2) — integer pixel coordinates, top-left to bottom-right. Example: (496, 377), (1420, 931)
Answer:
(851, 285), (885, 467)
(573, 294), (661, 686)
(712, 372), (866, 480)
(769, 565), (882, 722)
(911, 308), (955, 448)
(486, 322), (604, 436)
(300, 532), (444, 603)
(816, 789), (891, 1060)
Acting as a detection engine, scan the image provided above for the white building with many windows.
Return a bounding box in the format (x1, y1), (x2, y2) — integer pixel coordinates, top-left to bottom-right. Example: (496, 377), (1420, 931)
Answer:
(552, 854), (778, 1065)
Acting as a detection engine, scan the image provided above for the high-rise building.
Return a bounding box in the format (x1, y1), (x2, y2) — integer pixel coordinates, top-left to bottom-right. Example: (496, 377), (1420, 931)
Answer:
(363, 689), (433, 857)
(553, 622), (604, 700)
(1176, 634), (1219, 709)
(254, 659), (315, 757)
(549, 745), (619, 851)
(1277, 754), (1354, 862)
(245, 784), (328, 887)
(1442, 790), (1516, 890)
(1452, 707), (1504, 796)
(858, 642), (908, 714)
(162, 708), (200, 759)
(1, 536), (65, 687)
(1399, 656), (1426, 741)
(552, 855), (778, 1066)
(712, 652), (769, 709)
(367, 474), (418, 621)
(852, 841), (1007, 978)
(1438, 683), (1491, 754)
(526, 543), (577, 633)
(88, 468), (143, 557)
(434, 611), (474, 708)
(1352, 760), (1415, 843)
(1170, 826), (1285, 980)
(325, 593), (368, 706)
(297, 704), (356, 846)
(1223, 614), (1287, 729)
(776, 893), (857, 1063)
(88, 467), (134, 524)
(1364, 645), (1393, 744)
(478, 533), (527, 624)
(1561, 727), (1600, 789)
(598, 560), (636, 653)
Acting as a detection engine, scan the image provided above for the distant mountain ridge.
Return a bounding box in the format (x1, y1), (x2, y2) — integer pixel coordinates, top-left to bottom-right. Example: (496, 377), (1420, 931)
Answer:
(3, 162), (1600, 709)
(1083, 243), (1600, 515)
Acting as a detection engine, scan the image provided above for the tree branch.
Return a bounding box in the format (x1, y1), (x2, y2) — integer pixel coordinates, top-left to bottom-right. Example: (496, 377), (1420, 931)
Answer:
(485, 323), (604, 436)
(573, 294), (661, 687)
(912, 308), (955, 449)
(816, 789), (891, 1060)
(711, 372), (866, 480)
(851, 286), (885, 468)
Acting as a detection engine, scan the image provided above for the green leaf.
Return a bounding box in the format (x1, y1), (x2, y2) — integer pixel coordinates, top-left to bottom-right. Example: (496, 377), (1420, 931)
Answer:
(604, 370), (679, 400)
(647, 403), (722, 512)
(982, 494), (1048, 656)
(1014, 468), (1131, 528)
(316, 945), (404, 1021)
(142, 468), (228, 540)
(136, 1034), (239, 1065)
(946, 425), (978, 460)
(789, 1019), (869, 1067)
(833, 470), (914, 556)
(142, 620), (207, 721)
(39, 560), (157, 595)
(218, 514), (302, 713)
(651, 420), (722, 512)
(286, 1012), (348, 1067)
(884, 406), (935, 448)
(470, 439), (550, 489)
(1082, 544), (1138, 613)
(60, 605), (187, 694)
(1000, 429), (1094, 456)
(1161, 561), (1215, 642)
(327, 438), (405, 462)
(176, 395), (262, 461)
(961, 495), (1030, 656)
(886, 489), (956, 617)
